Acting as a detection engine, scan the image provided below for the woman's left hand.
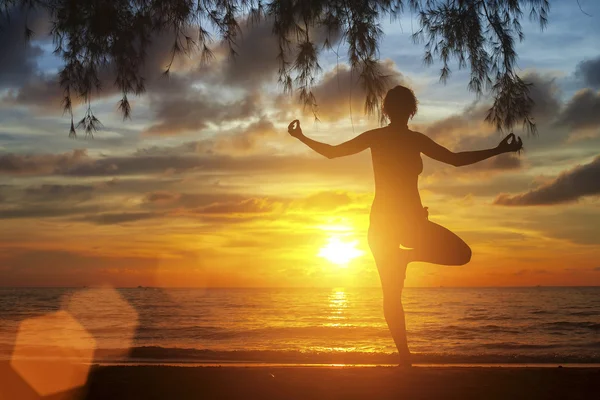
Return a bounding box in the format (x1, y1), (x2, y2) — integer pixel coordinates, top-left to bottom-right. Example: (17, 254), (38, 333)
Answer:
(497, 133), (523, 153)
(287, 119), (303, 138)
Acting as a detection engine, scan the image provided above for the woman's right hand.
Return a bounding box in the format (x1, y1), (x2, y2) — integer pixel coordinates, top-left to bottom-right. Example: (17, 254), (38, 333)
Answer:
(287, 119), (303, 138)
(497, 133), (523, 153)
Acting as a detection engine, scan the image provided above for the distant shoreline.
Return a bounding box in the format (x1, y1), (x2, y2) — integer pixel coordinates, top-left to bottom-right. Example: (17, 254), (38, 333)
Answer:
(3, 346), (600, 365)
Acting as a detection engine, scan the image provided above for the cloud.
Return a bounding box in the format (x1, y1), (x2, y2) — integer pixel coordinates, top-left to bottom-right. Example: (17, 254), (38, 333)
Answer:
(295, 191), (354, 211)
(0, 149), (88, 175)
(77, 212), (160, 225)
(298, 59), (406, 122)
(1, 28), (194, 112)
(4, 18), (276, 134)
(555, 88), (600, 132)
(23, 184), (95, 203)
(144, 89), (262, 136)
(0, 248), (166, 287)
(524, 71), (562, 122)
(465, 152), (523, 172)
(213, 117), (279, 154)
(0, 145), (373, 185)
(221, 18), (281, 87)
(494, 155), (600, 205)
(137, 116), (280, 155)
(512, 269), (549, 276)
(576, 55), (600, 89)
(199, 198), (280, 214)
(0, 205), (100, 220)
(0, 10), (46, 88)
(423, 70), (561, 144)
(423, 103), (490, 142)
(144, 191), (181, 204)
(3, 74), (63, 110)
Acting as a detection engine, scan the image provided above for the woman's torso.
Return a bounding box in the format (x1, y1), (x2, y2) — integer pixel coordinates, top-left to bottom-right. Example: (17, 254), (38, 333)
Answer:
(369, 125), (425, 224)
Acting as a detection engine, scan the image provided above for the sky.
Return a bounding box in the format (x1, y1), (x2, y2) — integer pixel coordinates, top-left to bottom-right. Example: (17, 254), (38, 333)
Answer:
(0, 0), (599, 288)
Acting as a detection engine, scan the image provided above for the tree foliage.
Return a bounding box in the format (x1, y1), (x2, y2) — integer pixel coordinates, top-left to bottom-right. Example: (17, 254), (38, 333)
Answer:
(1, 0), (550, 137)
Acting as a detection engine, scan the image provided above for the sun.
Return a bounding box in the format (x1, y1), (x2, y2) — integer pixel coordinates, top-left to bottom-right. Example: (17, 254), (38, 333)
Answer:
(318, 237), (364, 266)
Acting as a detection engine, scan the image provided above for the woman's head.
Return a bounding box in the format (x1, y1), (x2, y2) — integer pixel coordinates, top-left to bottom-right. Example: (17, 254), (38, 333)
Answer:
(383, 85), (418, 123)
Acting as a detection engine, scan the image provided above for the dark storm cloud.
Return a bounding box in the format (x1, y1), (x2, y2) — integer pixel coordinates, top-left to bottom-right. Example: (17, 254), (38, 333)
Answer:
(576, 56), (600, 89)
(555, 89), (600, 132)
(494, 155), (600, 205)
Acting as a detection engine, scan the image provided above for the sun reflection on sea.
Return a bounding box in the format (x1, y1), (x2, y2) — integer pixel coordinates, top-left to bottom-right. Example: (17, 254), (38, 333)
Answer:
(326, 289), (349, 327)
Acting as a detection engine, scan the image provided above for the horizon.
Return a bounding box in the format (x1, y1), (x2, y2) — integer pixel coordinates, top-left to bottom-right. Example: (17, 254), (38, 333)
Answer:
(2, 285), (599, 289)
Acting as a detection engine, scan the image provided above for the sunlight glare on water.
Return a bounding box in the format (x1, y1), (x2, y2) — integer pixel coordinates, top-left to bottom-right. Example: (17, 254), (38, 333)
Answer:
(1, 287), (599, 364)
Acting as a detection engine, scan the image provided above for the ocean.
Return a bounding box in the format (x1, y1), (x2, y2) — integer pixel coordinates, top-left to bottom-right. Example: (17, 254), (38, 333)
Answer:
(0, 287), (599, 365)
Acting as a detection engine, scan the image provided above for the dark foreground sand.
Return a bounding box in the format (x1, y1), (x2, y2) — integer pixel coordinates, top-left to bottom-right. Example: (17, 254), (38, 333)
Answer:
(2, 363), (600, 400)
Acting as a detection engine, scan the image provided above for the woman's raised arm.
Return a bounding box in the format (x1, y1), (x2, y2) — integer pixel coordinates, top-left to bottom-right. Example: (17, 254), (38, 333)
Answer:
(420, 132), (523, 167)
(288, 120), (372, 159)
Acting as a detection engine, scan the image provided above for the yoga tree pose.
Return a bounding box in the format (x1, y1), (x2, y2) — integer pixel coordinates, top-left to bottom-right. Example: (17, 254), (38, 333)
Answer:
(287, 85), (523, 367)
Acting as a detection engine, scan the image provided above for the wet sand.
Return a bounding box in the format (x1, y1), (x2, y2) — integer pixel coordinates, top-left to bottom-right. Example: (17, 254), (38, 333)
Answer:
(2, 363), (599, 400)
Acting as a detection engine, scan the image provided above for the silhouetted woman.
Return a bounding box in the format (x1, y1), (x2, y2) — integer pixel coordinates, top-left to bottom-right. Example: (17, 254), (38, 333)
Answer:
(287, 85), (523, 366)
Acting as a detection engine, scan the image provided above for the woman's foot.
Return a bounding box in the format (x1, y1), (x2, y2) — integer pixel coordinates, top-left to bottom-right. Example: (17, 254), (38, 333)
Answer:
(397, 351), (412, 368)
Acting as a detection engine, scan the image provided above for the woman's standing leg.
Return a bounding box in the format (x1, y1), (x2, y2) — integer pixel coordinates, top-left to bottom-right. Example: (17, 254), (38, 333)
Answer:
(368, 227), (412, 366)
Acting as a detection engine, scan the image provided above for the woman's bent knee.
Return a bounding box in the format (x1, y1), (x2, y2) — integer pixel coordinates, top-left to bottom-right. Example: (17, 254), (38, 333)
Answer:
(457, 244), (472, 265)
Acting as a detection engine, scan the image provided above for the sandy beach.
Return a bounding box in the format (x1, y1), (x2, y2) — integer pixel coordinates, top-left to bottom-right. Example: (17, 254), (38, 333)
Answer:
(2, 363), (600, 400)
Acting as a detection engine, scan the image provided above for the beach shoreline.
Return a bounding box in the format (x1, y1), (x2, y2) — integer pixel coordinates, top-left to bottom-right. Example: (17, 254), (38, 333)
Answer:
(2, 363), (600, 400)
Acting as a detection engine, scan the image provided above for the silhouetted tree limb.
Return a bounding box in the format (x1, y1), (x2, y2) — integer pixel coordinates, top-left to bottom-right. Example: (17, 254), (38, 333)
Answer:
(1, 0), (551, 137)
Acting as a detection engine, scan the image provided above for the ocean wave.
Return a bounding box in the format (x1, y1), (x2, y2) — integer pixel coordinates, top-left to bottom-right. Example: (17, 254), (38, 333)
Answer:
(569, 311), (598, 317)
(458, 315), (515, 322)
(542, 321), (600, 332)
(134, 325), (391, 341)
(90, 346), (600, 364)
(479, 342), (562, 350)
